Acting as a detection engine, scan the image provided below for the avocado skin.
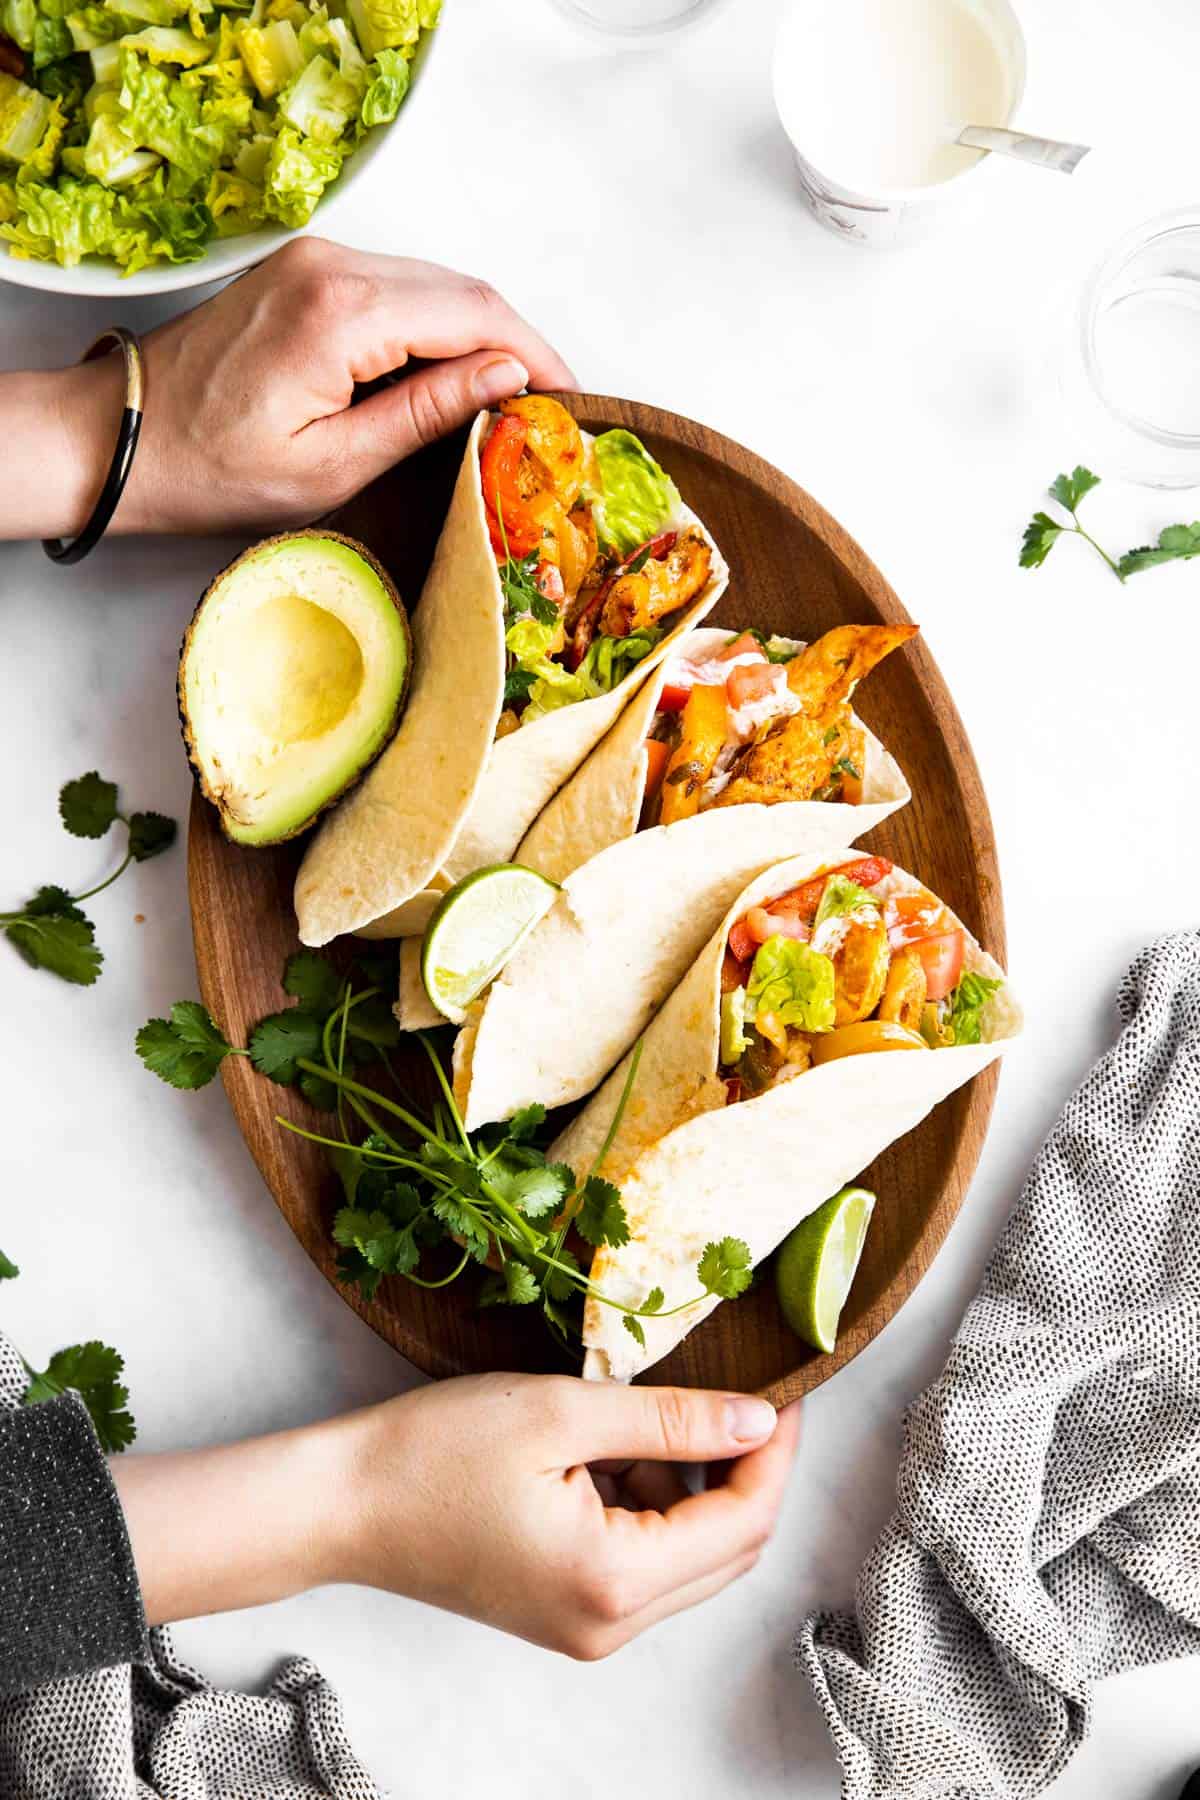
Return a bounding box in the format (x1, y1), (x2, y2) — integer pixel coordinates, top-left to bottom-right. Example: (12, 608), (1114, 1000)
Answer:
(179, 528), (412, 848)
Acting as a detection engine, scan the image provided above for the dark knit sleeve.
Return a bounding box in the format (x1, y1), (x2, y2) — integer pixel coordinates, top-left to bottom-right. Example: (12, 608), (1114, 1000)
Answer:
(0, 1393), (147, 1692)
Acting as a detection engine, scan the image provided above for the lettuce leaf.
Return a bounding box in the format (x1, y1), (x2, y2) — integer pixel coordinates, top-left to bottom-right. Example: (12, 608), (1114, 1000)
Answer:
(814, 873), (879, 928)
(589, 430), (682, 557)
(260, 120), (340, 225)
(747, 938), (836, 1035)
(359, 43), (407, 126)
(945, 972), (1002, 1047)
(0, 73), (55, 163)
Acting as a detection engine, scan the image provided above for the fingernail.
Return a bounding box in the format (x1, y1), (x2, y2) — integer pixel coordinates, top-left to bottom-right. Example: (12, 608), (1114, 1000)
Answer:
(472, 357), (528, 407)
(725, 1397), (777, 1443)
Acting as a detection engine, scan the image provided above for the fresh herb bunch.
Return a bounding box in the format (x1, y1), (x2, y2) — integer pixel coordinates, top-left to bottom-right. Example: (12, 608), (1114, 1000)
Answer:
(136, 953), (753, 1352)
(2, 772), (176, 986)
(1021, 467), (1200, 583)
(0, 1254), (135, 1453)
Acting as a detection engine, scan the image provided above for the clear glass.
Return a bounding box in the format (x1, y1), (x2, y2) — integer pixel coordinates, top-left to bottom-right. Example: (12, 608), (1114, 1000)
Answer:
(551, 0), (722, 40)
(1059, 208), (1200, 489)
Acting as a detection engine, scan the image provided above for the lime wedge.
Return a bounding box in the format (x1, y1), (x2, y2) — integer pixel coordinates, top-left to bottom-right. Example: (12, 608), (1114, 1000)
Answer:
(420, 864), (559, 1023)
(775, 1185), (876, 1354)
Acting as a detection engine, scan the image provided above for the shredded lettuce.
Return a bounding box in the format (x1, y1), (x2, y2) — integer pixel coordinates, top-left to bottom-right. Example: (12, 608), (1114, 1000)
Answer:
(588, 430), (682, 558)
(747, 937), (836, 1035)
(519, 627), (662, 724)
(0, 0), (435, 272)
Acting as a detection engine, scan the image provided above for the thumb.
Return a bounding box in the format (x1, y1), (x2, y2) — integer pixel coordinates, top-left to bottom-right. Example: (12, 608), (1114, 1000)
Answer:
(568, 1382), (778, 1468)
(335, 349), (529, 474)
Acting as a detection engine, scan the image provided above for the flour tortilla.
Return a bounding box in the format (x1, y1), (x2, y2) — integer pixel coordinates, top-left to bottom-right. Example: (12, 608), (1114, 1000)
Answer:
(514, 626), (910, 885)
(303, 412), (729, 946)
(451, 806), (908, 1128)
(543, 849), (1022, 1382)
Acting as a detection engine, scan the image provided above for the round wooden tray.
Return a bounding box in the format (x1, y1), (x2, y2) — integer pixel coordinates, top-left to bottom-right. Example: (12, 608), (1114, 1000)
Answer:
(188, 394), (1003, 1404)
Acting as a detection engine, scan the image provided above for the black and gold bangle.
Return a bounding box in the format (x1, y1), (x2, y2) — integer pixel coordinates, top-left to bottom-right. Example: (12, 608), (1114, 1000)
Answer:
(42, 327), (145, 566)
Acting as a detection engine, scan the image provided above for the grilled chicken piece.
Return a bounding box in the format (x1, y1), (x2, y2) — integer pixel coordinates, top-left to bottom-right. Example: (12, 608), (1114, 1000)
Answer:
(599, 526), (711, 637)
(814, 910), (891, 1026)
(712, 621), (915, 810)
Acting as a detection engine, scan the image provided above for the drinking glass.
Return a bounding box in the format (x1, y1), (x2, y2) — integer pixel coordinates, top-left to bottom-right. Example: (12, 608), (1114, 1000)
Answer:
(1059, 208), (1200, 489)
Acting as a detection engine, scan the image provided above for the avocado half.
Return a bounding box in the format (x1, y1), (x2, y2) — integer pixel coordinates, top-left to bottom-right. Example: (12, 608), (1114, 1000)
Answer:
(179, 531), (411, 847)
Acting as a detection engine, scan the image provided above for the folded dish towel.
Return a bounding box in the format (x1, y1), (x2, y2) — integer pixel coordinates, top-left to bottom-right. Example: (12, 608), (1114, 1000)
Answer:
(798, 930), (1200, 1798)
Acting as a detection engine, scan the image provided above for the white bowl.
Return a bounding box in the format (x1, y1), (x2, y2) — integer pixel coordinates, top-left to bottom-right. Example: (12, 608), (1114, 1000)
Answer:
(0, 23), (438, 298)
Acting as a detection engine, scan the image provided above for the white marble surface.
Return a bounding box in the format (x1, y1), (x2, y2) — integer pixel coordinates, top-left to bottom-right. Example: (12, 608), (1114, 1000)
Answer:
(1, 0), (1198, 1793)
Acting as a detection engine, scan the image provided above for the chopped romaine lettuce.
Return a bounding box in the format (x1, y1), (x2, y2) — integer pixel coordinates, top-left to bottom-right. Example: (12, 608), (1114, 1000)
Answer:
(0, 0), (435, 272)
(814, 873), (879, 928)
(0, 71), (53, 163)
(720, 986), (750, 1066)
(945, 972), (1002, 1046)
(747, 937), (836, 1036)
(588, 430), (682, 558)
(518, 627), (662, 724)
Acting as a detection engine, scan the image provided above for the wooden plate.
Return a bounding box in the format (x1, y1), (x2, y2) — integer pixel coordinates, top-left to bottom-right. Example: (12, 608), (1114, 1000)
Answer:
(188, 395), (1003, 1404)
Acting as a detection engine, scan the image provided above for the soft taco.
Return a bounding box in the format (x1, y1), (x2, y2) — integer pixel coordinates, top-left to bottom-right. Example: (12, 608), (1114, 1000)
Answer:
(294, 399), (728, 946)
(545, 849), (1021, 1381)
(514, 621), (914, 884)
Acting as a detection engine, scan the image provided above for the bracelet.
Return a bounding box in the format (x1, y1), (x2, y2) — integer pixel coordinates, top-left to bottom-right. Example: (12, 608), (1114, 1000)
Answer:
(42, 327), (145, 566)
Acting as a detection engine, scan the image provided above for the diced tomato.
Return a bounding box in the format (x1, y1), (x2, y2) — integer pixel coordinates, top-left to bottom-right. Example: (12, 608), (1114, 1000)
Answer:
(633, 530), (678, 564)
(911, 929), (965, 1002)
(643, 738), (670, 805)
(658, 680), (693, 713)
(534, 561), (565, 609)
(744, 907), (777, 946)
(721, 948), (749, 993)
(726, 662), (784, 710)
(771, 856), (895, 926)
(715, 631), (766, 663)
(886, 890), (950, 948)
(727, 917), (759, 964)
(481, 416), (539, 559)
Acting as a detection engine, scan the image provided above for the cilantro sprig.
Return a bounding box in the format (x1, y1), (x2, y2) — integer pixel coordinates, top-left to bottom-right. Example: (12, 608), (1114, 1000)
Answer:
(136, 958), (752, 1354)
(1, 1258), (135, 1453)
(2, 773), (176, 986)
(1021, 467), (1200, 584)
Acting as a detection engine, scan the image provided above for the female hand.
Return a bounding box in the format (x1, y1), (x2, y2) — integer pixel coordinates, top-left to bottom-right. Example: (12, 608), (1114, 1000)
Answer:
(3, 238), (575, 543)
(113, 1374), (801, 1660)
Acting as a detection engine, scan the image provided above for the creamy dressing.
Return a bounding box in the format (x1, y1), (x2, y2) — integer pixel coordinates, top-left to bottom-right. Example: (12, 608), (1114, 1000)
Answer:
(775, 0), (1015, 192)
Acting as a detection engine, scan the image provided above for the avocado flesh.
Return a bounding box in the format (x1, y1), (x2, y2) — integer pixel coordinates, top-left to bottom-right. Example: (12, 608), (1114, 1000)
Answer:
(181, 533), (410, 847)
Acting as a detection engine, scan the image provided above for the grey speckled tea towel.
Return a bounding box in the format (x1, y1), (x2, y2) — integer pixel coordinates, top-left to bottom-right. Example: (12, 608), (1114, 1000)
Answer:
(798, 930), (1200, 1799)
(0, 1332), (383, 1800)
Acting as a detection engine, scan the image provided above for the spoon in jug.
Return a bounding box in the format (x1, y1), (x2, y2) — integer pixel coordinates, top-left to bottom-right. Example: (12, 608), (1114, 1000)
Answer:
(957, 125), (1090, 174)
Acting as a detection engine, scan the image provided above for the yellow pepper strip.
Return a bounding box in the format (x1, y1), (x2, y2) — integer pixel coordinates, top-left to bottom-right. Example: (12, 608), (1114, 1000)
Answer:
(659, 683), (729, 825)
(810, 1020), (927, 1063)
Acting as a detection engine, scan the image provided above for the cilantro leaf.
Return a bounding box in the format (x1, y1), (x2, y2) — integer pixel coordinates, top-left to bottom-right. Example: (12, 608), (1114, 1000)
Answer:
(59, 771), (118, 839)
(432, 1193), (492, 1264)
(299, 1070), (338, 1111)
(1019, 510), (1063, 569)
(23, 884), (87, 922)
(127, 811), (177, 863)
(505, 1103), (547, 1144)
(345, 995), (401, 1049)
(490, 1161), (573, 1221)
(137, 1001), (233, 1089)
(480, 1261), (541, 1307)
(639, 1286), (664, 1316)
(1118, 521), (1200, 577)
(248, 1010), (324, 1084)
(504, 667), (538, 706)
(622, 1314), (646, 1348)
(333, 1207), (421, 1276)
(0, 1250), (19, 1280)
(543, 1246), (581, 1304)
(23, 1341), (136, 1454)
(575, 1176), (630, 1249)
(698, 1237), (754, 1300)
(283, 950), (343, 1018)
(1049, 466), (1101, 512)
(6, 912), (101, 985)
(335, 1246), (382, 1302)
